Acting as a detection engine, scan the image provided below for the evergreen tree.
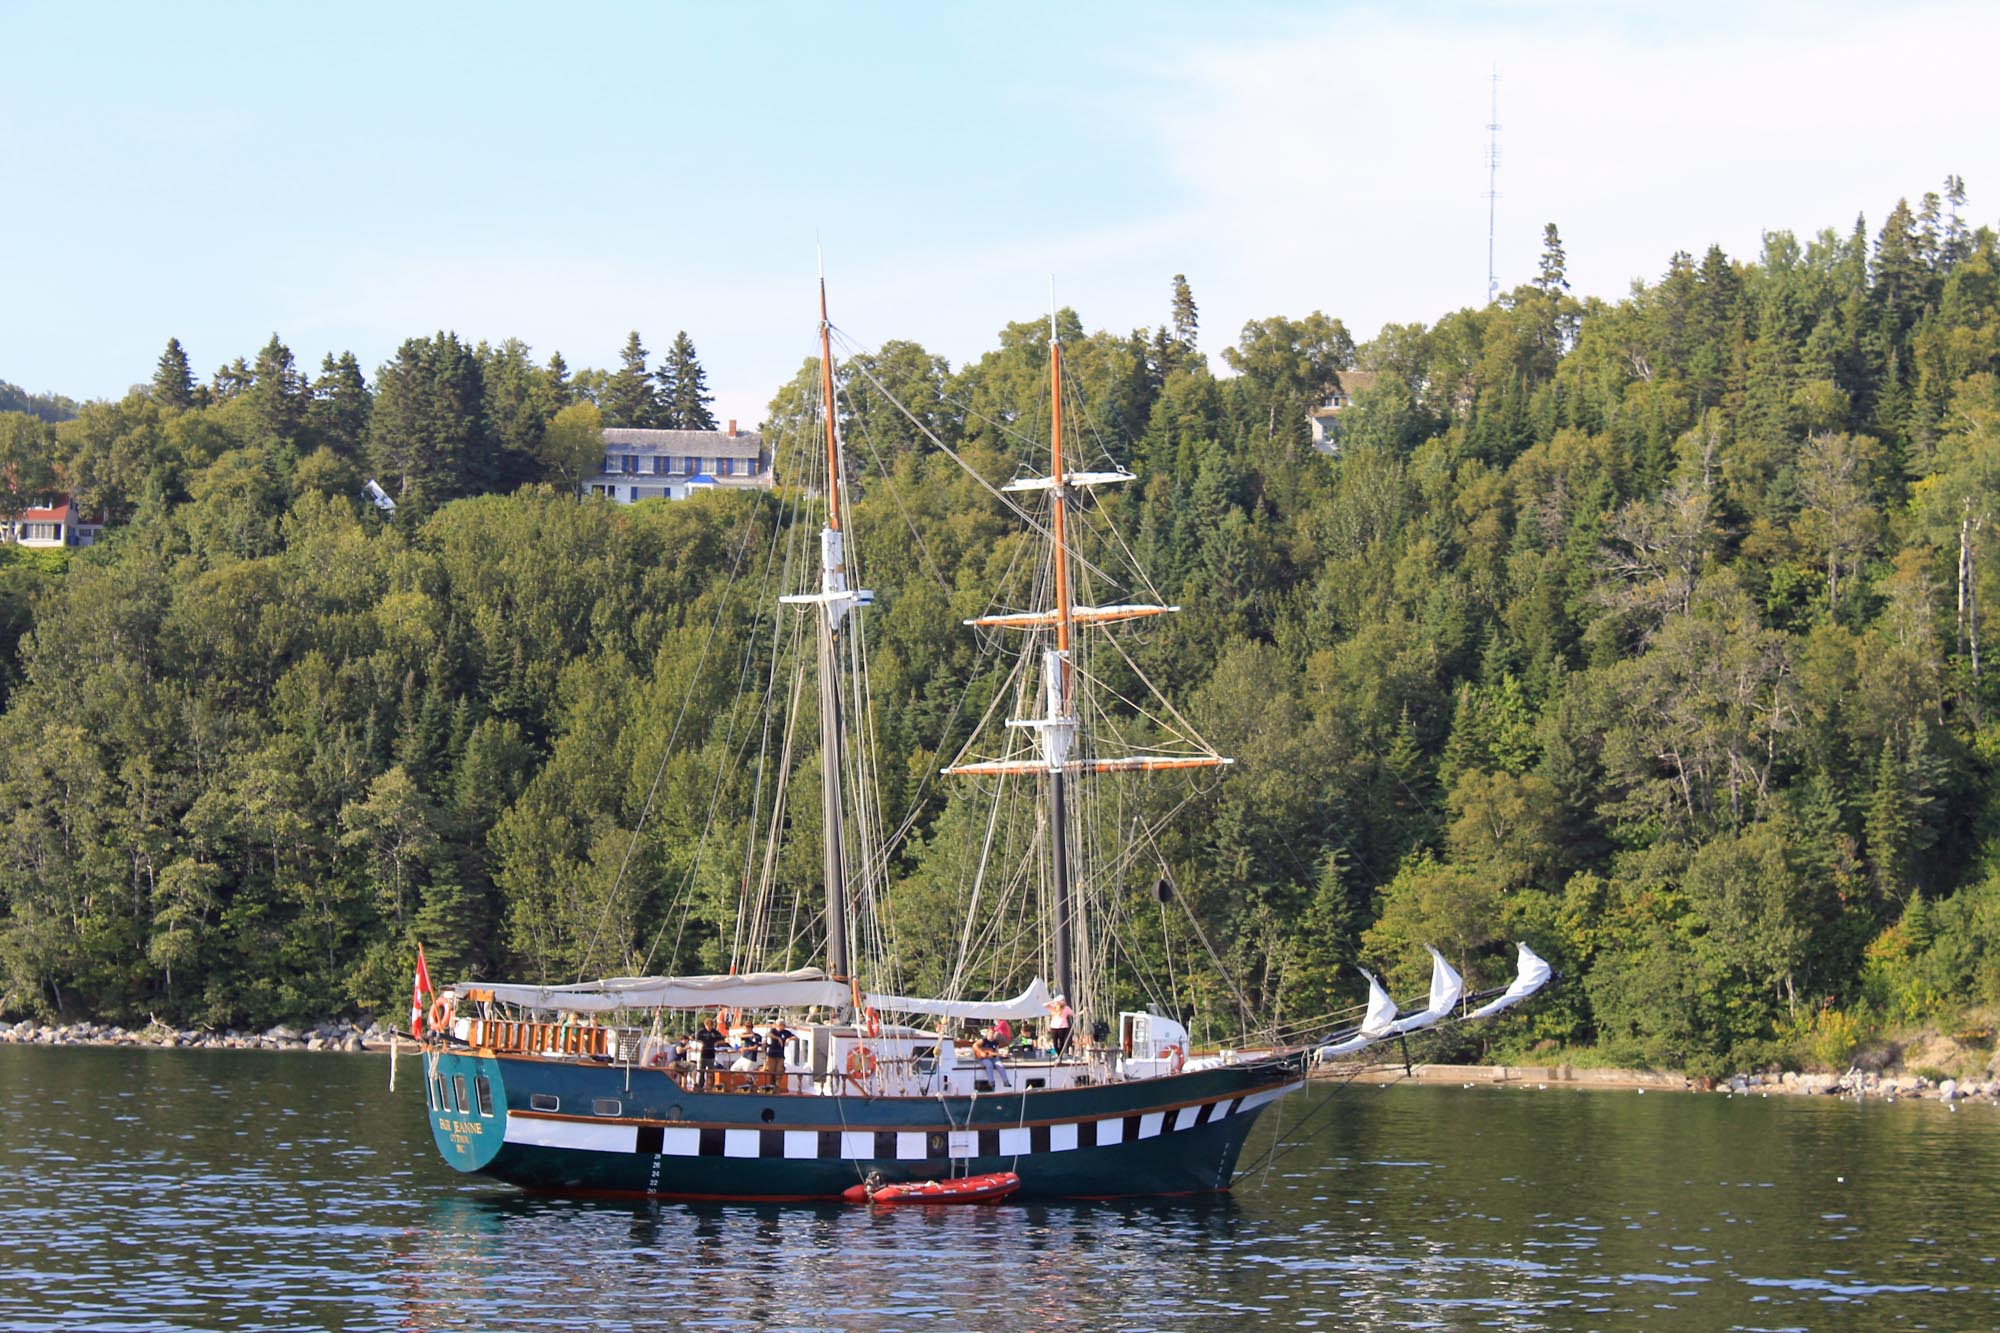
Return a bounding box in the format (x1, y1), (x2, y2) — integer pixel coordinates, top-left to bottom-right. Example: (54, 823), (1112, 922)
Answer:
(1171, 273), (1199, 350)
(308, 352), (371, 458)
(1537, 223), (1569, 293)
(212, 356), (253, 400)
(367, 332), (495, 513)
(602, 331), (658, 428)
(657, 331), (717, 430)
(246, 334), (308, 445)
(151, 338), (195, 410)
(544, 351), (574, 410)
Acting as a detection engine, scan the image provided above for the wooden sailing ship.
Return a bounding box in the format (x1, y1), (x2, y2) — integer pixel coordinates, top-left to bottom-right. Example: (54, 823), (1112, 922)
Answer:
(411, 286), (1547, 1201)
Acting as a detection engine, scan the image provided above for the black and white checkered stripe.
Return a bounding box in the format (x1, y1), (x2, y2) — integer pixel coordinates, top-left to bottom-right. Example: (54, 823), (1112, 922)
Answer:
(503, 1084), (1293, 1159)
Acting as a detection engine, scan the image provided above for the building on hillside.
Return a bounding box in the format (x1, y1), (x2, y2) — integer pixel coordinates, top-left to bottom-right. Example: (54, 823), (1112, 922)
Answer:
(1307, 370), (1380, 454)
(585, 422), (774, 502)
(2, 499), (104, 549)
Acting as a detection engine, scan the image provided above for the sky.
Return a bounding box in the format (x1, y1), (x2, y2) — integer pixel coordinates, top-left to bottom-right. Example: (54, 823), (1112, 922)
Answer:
(5, 2), (1997, 429)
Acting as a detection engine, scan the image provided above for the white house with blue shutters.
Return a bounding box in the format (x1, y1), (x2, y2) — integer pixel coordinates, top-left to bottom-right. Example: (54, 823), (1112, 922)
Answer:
(585, 422), (774, 502)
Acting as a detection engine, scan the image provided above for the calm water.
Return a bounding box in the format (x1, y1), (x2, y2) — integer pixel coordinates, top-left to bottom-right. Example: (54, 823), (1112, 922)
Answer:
(1, 1047), (1995, 1332)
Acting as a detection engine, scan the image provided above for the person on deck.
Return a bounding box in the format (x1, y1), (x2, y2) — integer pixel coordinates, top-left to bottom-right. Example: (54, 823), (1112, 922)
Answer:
(971, 1028), (1012, 1089)
(993, 1016), (1012, 1046)
(693, 1018), (726, 1088)
(731, 1027), (764, 1074)
(763, 1020), (795, 1091)
(1045, 994), (1074, 1058)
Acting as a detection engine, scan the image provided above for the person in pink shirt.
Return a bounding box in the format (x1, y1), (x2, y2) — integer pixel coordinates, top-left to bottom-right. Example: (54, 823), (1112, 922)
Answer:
(1044, 993), (1074, 1058)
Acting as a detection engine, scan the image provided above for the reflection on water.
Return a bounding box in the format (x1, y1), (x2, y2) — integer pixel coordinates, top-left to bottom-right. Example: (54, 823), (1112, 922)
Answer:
(1, 1046), (1997, 1331)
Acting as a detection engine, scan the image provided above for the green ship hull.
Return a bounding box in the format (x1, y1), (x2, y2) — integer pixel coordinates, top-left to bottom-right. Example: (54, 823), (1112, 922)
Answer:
(422, 1049), (1305, 1201)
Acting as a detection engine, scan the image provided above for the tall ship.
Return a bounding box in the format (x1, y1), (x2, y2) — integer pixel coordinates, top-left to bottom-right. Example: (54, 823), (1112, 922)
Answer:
(411, 286), (1549, 1202)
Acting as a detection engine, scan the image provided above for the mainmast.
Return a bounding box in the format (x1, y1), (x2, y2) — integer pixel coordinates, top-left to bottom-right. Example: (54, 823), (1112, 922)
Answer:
(1046, 322), (1079, 1003)
(943, 302), (1230, 1023)
(780, 277), (871, 986)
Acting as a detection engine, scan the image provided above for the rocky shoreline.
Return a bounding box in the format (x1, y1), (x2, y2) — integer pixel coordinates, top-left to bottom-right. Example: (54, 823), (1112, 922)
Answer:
(1, 1018), (397, 1053)
(8, 1021), (1998, 1107)
(1344, 1061), (2000, 1105)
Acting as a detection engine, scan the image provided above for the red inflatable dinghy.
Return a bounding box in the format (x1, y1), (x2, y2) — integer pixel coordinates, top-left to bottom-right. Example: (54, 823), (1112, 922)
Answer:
(841, 1171), (1021, 1204)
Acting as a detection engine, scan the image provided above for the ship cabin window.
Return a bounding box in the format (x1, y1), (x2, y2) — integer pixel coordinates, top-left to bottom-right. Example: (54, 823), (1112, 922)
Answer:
(452, 1074), (471, 1114)
(530, 1093), (560, 1112)
(475, 1075), (494, 1116)
(592, 1098), (622, 1117)
(430, 1073), (447, 1109)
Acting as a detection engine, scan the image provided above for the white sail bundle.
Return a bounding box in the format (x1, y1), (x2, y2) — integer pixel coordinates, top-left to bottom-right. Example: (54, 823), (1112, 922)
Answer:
(457, 968), (851, 1014)
(1465, 943), (1553, 1019)
(863, 977), (1053, 1022)
(1388, 946), (1464, 1035)
(1313, 969), (1400, 1058)
(1313, 943), (1550, 1063)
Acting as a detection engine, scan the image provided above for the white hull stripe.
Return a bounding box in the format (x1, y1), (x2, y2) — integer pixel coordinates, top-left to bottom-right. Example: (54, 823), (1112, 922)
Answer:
(503, 1079), (1305, 1160)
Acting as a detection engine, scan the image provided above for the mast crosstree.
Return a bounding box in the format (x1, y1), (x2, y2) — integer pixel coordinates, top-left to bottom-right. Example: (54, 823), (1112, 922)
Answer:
(942, 314), (1228, 1010)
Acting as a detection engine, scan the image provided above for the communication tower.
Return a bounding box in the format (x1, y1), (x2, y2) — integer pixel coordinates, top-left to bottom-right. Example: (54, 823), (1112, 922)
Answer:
(1485, 67), (1501, 306)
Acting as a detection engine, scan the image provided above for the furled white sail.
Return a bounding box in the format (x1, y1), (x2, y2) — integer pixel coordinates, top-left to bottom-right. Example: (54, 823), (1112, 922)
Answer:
(1464, 943), (1553, 1019)
(1389, 946), (1465, 1035)
(1313, 968), (1401, 1059)
(863, 977), (1053, 1022)
(457, 968), (851, 1014)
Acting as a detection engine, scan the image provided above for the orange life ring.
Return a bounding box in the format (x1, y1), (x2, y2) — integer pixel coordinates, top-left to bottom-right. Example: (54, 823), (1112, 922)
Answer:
(846, 1046), (878, 1081)
(864, 1008), (882, 1038)
(428, 994), (455, 1034)
(1163, 1043), (1185, 1074)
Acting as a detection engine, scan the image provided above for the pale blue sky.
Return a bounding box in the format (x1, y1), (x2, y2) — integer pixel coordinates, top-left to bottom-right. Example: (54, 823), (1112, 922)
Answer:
(5, 2), (1995, 427)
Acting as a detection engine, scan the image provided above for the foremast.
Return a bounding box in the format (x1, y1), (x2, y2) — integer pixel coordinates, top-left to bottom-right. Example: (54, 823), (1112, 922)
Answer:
(944, 311), (1229, 1011)
(779, 278), (871, 989)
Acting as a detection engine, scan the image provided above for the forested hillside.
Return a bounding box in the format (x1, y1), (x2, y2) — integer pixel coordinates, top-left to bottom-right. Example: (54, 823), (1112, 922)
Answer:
(1, 183), (1996, 1077)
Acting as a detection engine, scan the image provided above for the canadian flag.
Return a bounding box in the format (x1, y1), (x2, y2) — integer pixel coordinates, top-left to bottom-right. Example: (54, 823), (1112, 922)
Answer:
(410, 944), (433, 1038)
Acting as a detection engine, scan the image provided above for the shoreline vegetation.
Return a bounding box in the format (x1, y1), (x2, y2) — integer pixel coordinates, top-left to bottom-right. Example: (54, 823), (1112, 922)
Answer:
(3, 181), (1999, 1080)
(5, 1019), (1995, 1107)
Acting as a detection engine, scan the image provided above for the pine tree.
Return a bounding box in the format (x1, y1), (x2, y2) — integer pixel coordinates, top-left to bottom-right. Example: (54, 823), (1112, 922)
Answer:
(1863, 736), (1913, 901)
(247, 334), (308, 445)
(152, 338), (195, 410)
(212, 356), (253, 400)
(308, 352), (371, 457)
(603, 331), (658, 428)
(1537, 223), (1569, 293)
(367, 332), (495, 512)
(1942, 174), (1970, 268)
(1170, 274), (1199, 350)
(544, 351), (574, 410)
(657, 331), (716, 430)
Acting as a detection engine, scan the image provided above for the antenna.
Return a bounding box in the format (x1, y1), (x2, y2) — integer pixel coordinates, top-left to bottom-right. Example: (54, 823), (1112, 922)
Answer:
(1485, 66), (1501, 306)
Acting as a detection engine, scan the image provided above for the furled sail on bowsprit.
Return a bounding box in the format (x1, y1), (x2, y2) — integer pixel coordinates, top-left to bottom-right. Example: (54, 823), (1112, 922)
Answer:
(1466, 943), (1554, 1020)
(1314, 943), (1550, 1063)
(1389, 946), (1465, 1035)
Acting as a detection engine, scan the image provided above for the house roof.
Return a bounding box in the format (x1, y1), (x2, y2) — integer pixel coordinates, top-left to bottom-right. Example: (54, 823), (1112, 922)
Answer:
(603, 427), (765, 459)
(19, 502), (72, 523)
(1308, 369), (1383, 418)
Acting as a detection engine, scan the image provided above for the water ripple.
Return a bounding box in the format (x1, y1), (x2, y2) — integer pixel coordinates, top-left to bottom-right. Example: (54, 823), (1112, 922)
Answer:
(4, 1048), (2000, 1331)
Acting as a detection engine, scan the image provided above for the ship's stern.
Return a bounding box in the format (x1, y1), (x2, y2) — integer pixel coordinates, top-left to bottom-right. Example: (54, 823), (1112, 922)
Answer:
(422, 1048), (507, 1173)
